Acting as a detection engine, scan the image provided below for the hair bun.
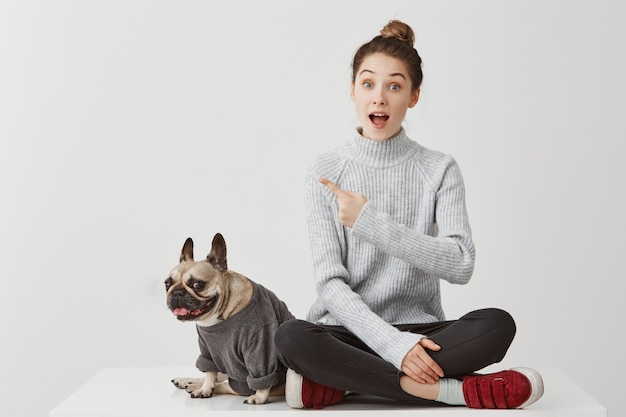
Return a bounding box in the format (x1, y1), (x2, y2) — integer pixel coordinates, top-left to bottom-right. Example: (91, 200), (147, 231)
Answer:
(380, 20), (415, 47)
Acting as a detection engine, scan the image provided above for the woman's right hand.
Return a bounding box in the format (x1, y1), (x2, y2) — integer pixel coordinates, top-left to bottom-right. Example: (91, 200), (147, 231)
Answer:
(319, 178), (368, 228)
(401, 338), (444, 384)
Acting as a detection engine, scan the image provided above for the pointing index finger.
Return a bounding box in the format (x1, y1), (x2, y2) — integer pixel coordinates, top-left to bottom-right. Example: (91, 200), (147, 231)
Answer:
(319, 178), (344, 196)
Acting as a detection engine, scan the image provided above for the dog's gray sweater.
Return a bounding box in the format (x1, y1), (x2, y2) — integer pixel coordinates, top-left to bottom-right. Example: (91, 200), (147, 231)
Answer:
(305, 128), (475, 370)
(195, 281), (294, 394)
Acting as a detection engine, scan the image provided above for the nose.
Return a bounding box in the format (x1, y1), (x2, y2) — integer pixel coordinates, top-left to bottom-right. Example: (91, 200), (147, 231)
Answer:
(373, 86), (386, 105)
(171, 287), (186, 300)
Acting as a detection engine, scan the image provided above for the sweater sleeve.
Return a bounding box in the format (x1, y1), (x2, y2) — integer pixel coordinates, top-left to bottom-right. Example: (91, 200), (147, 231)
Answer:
(351, 157), (475, 285)
(305, 169), (423, 369)
(242, 323), (284, 391)
(195, 330), (218, 373)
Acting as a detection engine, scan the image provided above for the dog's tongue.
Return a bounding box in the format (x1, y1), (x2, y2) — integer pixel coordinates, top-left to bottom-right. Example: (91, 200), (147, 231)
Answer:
(173, 307), (205, 316)
(173, 307), (190, 316)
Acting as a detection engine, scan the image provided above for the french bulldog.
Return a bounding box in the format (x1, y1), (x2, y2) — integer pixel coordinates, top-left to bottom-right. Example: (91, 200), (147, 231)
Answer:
(165, 233), (294, 404)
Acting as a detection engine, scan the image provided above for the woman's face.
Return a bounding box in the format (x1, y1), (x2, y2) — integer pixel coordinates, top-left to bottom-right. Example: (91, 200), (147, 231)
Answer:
(351, 52), (420, 141)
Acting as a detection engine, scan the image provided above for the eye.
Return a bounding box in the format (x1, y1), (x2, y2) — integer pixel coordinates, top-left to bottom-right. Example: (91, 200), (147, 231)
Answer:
(389, 84), (400, 91)
(164, 279), (173, 291)
(363, 81), (372, 88)
(192, 281), (205, 291)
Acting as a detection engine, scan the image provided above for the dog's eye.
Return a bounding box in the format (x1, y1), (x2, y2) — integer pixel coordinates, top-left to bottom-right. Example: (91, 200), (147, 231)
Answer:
(192, 281), (205, 291)
(164, 279), (173, 291)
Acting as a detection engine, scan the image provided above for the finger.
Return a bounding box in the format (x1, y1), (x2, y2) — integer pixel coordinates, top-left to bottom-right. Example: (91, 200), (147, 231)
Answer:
(420, 359), (443, 381)
(413, 366), (438, 384)
(415, 368), (438, 384)
(419, 339), (444, 376)
(420, 338), (441, 352)
(405, 353), (439, 383)
(402, 364), (431, 385)
(412, 357), (440, 383)
(319, 178), (345, 196)
(408, 344), (442, 380)
(416, 348), (444, 378)
(402, 343), (441, 384)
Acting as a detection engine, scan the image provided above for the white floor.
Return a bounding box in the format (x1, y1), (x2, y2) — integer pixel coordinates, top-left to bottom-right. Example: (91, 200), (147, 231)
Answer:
(50, 366), (606, 417)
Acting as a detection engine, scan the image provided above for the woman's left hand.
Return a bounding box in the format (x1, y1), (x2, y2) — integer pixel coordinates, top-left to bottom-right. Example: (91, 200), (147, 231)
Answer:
(401, 338), (444, 384)
(320, 178), (368, 228)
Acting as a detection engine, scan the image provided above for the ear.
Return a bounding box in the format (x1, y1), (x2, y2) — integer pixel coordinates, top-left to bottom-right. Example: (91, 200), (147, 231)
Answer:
(350, 82), (356, 102)
(180, 238), (194, 263)
(207, 233), (228, 271)
(408, 88), (420, 108)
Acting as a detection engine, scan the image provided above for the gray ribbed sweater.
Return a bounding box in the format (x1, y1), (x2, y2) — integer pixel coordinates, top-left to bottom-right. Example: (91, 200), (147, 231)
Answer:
(304, 128), (475, 370)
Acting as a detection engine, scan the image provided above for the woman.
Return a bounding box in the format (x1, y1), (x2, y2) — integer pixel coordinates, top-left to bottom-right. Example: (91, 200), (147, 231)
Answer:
(275, 20), (543, 410)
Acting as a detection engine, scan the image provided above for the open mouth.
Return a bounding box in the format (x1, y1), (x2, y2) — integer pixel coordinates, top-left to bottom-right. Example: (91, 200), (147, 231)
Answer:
(369, 113), (389, 127)
(172, 295), (219, 320)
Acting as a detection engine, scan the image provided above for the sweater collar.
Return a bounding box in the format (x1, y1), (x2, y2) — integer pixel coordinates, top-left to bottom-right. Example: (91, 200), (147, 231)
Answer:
(347, 127), (416, 168)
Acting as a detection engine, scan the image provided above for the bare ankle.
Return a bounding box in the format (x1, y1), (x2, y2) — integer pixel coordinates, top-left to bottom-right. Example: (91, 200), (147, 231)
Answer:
(399, 375), (440, 401)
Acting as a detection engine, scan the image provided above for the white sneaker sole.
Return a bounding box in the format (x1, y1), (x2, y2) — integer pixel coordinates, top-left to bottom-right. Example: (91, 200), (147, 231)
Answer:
(285, 368), (305, 409)
(511, 367), (544, 408)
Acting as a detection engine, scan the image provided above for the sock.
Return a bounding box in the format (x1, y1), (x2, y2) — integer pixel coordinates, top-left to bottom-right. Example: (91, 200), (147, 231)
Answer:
(436, 378), (466, 405)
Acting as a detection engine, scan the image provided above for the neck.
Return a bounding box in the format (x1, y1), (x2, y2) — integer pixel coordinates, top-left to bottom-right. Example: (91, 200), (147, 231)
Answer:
(357, 126), (403, 142)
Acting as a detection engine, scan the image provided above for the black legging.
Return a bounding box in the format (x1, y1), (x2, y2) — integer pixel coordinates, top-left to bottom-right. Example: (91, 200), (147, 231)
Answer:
(275, 308), (516, 404)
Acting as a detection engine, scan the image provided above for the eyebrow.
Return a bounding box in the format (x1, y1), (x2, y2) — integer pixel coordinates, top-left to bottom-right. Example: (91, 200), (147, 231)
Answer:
(358, 69), (407, 80)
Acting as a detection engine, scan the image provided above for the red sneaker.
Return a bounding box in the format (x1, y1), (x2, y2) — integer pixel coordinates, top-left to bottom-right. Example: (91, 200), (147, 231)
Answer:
(285, 368), (346, 409)
(463, 367), (544, 409)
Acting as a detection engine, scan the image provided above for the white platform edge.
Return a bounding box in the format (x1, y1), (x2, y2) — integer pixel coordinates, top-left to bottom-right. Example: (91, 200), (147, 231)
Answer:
(49, 366), (607, 417)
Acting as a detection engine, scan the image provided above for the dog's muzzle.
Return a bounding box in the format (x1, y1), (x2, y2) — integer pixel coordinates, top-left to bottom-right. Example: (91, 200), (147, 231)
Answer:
(169, 289), (219, 320)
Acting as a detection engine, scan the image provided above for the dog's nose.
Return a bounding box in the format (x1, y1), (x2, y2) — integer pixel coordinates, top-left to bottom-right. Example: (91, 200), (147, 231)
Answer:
(172, 288), (186, 299)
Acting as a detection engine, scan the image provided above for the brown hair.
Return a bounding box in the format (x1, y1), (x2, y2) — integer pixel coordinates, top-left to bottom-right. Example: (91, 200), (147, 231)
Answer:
(351, 20), (423, 91)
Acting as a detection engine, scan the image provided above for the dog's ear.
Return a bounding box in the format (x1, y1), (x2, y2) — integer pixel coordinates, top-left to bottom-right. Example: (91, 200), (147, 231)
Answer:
(180, 238), (194, 263)
(207, 233), (228, 271)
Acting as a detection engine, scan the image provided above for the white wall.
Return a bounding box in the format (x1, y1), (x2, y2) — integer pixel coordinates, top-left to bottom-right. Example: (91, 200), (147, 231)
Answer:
(1, 1), (624, 415)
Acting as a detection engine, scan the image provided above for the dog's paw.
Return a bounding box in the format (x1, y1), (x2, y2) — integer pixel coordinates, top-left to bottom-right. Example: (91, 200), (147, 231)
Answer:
(171, 377), (204, 391)
(243, 396), (268, 405)
(243, 388), (270, 405)
(172, 377), (215, 398)
(189, 386), (214, 399)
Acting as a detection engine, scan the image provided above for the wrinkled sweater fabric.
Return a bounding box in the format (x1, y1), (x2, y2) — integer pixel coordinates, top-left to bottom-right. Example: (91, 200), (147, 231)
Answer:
(196, 281), (294, 394)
